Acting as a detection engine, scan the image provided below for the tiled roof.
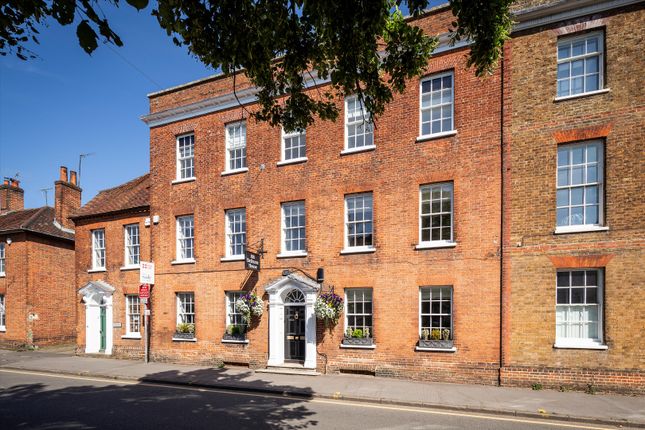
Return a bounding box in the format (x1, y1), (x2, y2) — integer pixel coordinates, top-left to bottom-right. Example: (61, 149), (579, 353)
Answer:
(71, 173), (150, 219)
(0, 206), (74, 241)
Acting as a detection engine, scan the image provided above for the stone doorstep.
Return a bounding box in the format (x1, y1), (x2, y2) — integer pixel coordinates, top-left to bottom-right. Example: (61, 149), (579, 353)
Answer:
(255, 365), (320, 376)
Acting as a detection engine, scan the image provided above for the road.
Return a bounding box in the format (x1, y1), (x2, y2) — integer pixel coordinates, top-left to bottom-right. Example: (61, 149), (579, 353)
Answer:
(0, 369), (624, 430)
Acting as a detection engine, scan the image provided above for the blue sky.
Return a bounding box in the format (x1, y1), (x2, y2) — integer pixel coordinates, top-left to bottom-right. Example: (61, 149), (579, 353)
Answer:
(0, 4), (212, 208)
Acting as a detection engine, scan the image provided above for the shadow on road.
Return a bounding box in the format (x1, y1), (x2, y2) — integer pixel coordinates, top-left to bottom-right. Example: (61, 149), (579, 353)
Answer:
(0, 368), (318, 429)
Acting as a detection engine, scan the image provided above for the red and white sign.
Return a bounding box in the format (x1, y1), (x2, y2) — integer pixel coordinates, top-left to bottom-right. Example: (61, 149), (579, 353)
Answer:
(139, 261), (155, 284)
(139, 284), (151, 299)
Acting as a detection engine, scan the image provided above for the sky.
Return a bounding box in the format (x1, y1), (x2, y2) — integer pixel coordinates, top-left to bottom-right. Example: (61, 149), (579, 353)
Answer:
(0, 3), (213, 208)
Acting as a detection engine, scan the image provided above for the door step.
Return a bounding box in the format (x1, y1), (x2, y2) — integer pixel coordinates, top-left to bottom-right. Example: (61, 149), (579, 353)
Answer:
(256, 366), (320, 376)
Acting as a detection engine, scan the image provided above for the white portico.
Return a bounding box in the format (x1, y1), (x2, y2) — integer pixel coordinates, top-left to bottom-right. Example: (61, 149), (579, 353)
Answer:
(78, 280), (115, 354)
(265, 273), (320, 369)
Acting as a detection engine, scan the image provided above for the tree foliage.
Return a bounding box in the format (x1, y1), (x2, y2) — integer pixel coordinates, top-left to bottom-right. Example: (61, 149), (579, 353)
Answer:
(0, 0), (514, 131)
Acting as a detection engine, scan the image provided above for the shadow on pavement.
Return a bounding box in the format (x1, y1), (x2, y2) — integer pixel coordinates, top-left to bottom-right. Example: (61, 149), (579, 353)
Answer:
(0, 368), (318, 429)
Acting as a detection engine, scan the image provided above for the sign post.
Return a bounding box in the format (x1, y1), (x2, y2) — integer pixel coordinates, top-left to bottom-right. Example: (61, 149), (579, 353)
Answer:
(139, 262), (155, 364)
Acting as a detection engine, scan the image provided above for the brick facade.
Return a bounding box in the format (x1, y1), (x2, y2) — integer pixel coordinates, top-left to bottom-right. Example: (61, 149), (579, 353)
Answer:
(74, 212), (150, 358)
(71, 0), (644, 393)
(0, 168), (79, 347)
(501, 2), (645, 393)
(141, 5), (504, 384)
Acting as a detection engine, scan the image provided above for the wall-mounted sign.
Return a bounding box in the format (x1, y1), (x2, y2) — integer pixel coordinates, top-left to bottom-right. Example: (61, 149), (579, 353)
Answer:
(139, 284), (151, 299)
(113, 322), (122, 328)
(245, 250), (260, 271)
(140, 261), (155, 284)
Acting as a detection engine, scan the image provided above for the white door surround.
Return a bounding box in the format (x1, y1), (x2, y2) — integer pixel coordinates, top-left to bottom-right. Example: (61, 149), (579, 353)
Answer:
(79, 280), (115, 354)
(265, 273), (320, 369)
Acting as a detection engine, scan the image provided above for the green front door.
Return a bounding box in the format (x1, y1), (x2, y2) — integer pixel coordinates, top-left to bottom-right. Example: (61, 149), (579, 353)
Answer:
(99, 306), (106, 352)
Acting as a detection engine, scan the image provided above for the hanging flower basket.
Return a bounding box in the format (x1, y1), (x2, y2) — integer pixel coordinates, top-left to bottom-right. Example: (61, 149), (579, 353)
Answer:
(314, 291), (343, 327)
(235, 293), (264, 324)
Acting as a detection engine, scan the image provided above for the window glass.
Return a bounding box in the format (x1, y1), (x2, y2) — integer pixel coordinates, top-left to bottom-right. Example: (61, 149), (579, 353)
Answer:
(556, 33), (603, 97)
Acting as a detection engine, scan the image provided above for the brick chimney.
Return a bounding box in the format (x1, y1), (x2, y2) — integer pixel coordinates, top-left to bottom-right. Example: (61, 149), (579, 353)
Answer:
(54, 166), (81, 230)
(0, 178), (25, 215)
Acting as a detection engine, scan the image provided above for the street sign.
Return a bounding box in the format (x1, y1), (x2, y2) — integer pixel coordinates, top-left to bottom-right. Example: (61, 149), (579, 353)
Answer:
(139, 284), (150, 299)
(140, 261), (155, 284)
(245, 250), (260, 271)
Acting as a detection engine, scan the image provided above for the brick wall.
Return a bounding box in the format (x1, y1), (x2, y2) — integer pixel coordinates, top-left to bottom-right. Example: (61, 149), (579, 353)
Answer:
(502, 4), (645, 392)
(145, 6), (504, 384)
(0, 231), (76, 347)
(0, 233), (29, 347)
(75, 212), (150, 357)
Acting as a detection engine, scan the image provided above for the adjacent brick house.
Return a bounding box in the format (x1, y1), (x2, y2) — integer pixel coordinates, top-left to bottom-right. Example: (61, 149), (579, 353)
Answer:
(0, 167), (80, 347)
(72, 174), (149, 356)
(500, 0), (645, 393)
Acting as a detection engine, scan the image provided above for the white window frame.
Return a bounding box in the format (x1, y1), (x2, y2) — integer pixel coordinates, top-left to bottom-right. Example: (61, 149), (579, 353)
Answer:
(224, 121), (247, 173)
(555, 269), (606, 349)
(280, 201), (306, 256)
(225, 291), (246, 330)
(176, 292), (195, 325)
(0, 243), (5, 276)
(419, 286), (453, 339)
(0, 294), (5, 330)
(175, 216), (195, 262)
(176, 133), (195, 181)
(555, 140), (605, 234)
(91, 229), (106, 270)
(344, 288), (373, 335)
(556, 31), (604, 99)
(225, 208), (246, 259)
(124, 224), (140, 268)
(343, 95), (374, 153)
(280, 128), (307, 163)
(343, 193), (375, 253)
(125, 295), (141, 337)
(419, 71), (455, 138)
(418, 182), (455, 247)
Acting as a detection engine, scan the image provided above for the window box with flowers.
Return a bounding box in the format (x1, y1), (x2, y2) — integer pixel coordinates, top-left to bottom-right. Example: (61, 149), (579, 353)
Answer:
(342, 328), (373, 346)
(418, 328), (452, 349)
(174, 323), (196, 340)
(223, 324), (247, 342)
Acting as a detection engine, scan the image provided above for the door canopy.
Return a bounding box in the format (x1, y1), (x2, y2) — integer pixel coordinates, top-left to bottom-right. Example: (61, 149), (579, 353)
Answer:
(78, 280), (115, 305)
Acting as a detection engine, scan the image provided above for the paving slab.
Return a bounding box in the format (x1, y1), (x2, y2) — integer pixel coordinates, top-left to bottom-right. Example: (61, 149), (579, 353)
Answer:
(0, 349), (642, 427)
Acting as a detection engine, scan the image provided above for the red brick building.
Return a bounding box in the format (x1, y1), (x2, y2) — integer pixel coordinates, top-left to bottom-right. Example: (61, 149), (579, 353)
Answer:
(0, 167), (80, 347)
(138, 5), (504, 383)
(72, 0), (643, 392)
(500, 0), (645, 393)
(72, 174), (149, 356)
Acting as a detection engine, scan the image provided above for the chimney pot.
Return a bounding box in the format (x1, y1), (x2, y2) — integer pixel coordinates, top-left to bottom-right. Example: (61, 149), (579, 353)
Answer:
(10, 179), (20, 188)
(3, 179), (8, 186)
(60, 166), (68, 182)
(70, 171), (78, 186)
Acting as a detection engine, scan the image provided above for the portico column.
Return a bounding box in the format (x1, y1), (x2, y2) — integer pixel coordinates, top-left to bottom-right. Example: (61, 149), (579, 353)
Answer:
(304, 292), (317, 369)
(267, 300), (284, 366)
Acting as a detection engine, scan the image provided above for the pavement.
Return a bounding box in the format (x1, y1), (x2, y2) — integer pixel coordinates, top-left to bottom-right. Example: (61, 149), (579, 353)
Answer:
(0, 348), (643, 428)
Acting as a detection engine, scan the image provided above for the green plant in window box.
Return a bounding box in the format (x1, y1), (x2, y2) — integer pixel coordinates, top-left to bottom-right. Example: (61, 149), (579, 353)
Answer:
(419, 328), (453, 349)
(174, 322), (195, 339)
(343, 327), (373, 346)
(223, 324), (247, 341)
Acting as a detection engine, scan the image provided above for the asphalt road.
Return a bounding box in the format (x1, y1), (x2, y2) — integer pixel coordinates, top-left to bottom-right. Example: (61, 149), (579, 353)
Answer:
(0, 369), (624, 430)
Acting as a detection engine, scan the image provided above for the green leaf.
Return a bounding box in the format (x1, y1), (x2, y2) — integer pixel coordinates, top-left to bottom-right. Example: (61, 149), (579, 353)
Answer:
(126, 0), (149, 11)
(76, 20), (98, 54)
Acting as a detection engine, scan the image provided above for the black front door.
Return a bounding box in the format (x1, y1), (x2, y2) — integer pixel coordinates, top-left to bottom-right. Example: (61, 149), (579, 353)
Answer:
(284, 305), (305, 361)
